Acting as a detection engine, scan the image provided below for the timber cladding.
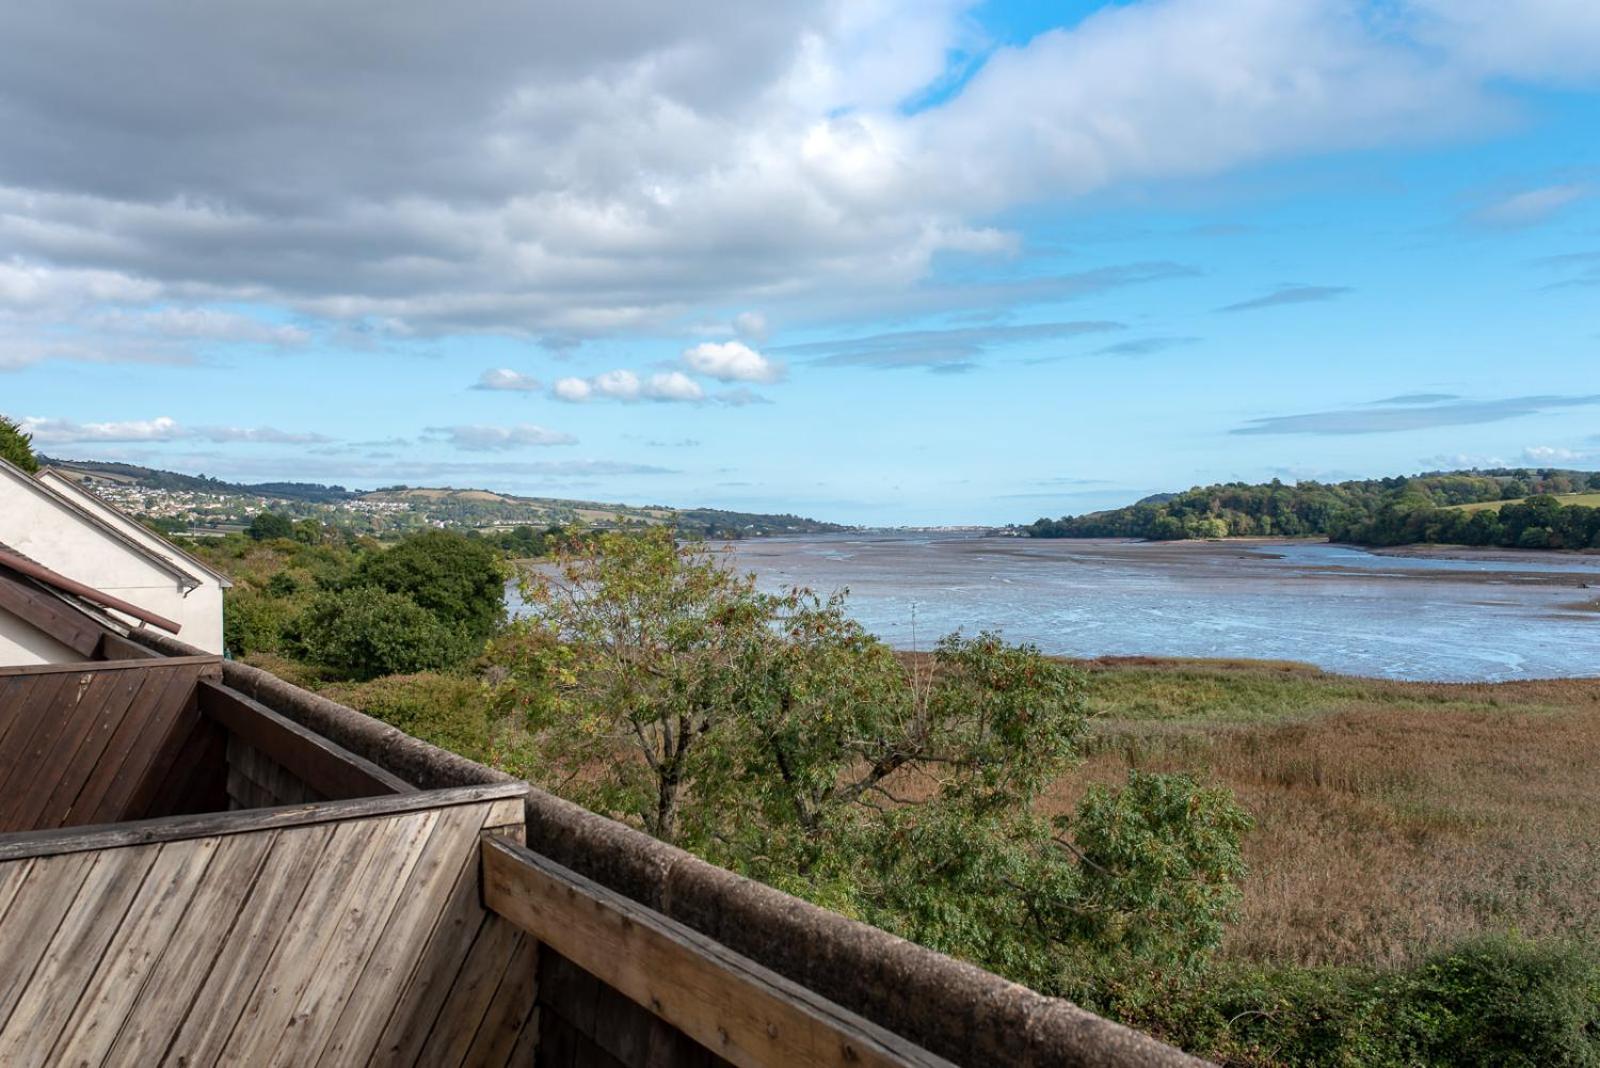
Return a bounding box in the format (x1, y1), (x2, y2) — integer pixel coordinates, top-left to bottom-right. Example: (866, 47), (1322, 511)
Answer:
(0, 656), (225, 832)
(0, 783), (534, 1068)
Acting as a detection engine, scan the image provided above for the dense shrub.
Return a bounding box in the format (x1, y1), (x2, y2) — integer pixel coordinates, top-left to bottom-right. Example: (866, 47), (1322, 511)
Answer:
(247, 511), (295, 541)
(1134, 935), (1600, 1067)
(349, 530), (506, 642)
(223, 587), (299, 657)
(292, 586), (454, 680)
(319, 672), (501, 761)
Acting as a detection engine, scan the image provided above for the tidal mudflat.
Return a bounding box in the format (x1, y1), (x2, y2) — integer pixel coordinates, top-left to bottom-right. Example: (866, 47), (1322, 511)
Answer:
(724, 536), (1600, 682)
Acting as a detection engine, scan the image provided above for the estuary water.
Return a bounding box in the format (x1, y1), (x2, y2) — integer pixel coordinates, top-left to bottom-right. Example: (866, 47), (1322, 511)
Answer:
(718, 536), (1600, 682)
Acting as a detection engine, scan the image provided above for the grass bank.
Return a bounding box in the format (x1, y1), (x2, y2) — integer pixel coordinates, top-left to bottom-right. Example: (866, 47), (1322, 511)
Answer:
(1061, 658), (1600, 970)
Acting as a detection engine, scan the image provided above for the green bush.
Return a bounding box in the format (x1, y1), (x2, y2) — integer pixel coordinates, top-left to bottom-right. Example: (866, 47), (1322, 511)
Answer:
(349, 530), (506, 643)
(1134, 935), (1600, 1067)
(1395, 936), (1600, 1067)
(320, 672), (498, 761)
(248, 512), (296, 541)
(223, 588), (298, 657)
(292, 586), (455, 680)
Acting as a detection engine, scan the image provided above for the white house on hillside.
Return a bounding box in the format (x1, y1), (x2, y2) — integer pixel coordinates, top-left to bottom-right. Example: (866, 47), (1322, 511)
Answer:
(0, 458), (228, 662)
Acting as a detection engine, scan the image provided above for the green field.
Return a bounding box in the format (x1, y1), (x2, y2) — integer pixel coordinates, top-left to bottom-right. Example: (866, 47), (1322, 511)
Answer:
(1445, 491), (1600, 513)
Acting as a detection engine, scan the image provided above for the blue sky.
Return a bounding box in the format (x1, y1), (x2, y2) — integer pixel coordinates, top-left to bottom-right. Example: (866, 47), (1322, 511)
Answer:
(1, 1), (1597, 525)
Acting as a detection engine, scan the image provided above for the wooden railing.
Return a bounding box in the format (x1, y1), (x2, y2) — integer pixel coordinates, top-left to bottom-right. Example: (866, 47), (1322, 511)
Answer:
(482, 835), (957, 1068)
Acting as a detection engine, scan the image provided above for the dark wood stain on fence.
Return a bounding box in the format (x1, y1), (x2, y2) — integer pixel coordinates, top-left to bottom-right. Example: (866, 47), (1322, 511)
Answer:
(0, 656), (223, 832)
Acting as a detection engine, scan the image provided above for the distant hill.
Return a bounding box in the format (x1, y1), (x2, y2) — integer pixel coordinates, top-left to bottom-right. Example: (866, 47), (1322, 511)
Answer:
(41, 456), (850, 537)
(40, 456), (356, 502)
(1024, 468), (1600, 550)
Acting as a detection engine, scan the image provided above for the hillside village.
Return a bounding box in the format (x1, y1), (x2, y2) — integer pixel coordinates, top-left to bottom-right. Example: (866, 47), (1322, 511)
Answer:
(43, 457), (850, 539)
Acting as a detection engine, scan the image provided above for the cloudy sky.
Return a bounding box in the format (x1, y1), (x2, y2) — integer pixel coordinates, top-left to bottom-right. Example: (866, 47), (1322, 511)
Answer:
(2, 0), (1598, 524)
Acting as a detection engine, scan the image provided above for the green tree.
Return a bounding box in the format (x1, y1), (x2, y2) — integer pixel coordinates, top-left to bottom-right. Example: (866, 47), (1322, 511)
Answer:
(350, 530), (506, 645)
(493, 529), (1250, 996)
(293, 586), (453, 680)
(0, 415), (38, 473)
(248, 511), (296, 541)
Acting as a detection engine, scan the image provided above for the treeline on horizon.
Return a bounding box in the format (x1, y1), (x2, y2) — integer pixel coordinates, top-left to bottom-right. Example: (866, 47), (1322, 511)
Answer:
(1027, 468), (1600, 550)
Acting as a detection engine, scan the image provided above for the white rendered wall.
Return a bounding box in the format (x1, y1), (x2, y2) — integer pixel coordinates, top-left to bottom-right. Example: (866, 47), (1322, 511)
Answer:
(0, 610), (78, 666)
(35, 471), (228, 653)
(0, 466), (224, 654)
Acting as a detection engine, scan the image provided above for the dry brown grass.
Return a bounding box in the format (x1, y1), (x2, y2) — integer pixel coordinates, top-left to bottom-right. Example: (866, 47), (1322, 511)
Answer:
(1053, 661), (1600, 970)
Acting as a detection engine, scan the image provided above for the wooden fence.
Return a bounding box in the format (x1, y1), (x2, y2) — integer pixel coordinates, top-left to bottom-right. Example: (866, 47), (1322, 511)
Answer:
(0, 783), (531, 1067)
(0, 656), (222, 832)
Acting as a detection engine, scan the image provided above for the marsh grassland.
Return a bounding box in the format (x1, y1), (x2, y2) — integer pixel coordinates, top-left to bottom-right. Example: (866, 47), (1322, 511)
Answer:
(1063, 659), (1600, 969)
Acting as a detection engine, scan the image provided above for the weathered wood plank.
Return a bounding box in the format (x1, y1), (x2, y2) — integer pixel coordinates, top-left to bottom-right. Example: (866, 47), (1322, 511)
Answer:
(0, 571), (104, 658)
(0, 671), (86, 829)
(262, 811), (439, 1067)
(161, 822), (339, 1066)
(0, 857), (35, 927)
(219, 813), (434, 1061)
(542, 1011), (630, 1068)
(540, 947), (602, 1047)
(229, 735), (322, 806)
(313, 804), (488, 1066)
(69, 663), (200, 824)
(0, 675), (43, 753)
(462, 931), (541, 1067)
(114, 664), (220, 821)
(200, 680), (415, 800)
(508, 1004), (542, 1068)
(100, 831), (278, 1067)
(76, 658), (208, 824)
(0, 674), (67, 789)
(96, 631), (160, 660)
(0, 851), (97, 1029)
(36, 665), (153, 826)
(483, 836), (956, 1068)
(227, 761), (274, 811)
(140, 713), (228, 819)
(0, 780), (527, 862)
(0, 654), (219, 678)
(47, 837), (220, 1065)
(0, 844), (160, 1066)
(6, 665), (132, 828)
(415, 921), (526, 1066)
(367, 849), (494, 1066)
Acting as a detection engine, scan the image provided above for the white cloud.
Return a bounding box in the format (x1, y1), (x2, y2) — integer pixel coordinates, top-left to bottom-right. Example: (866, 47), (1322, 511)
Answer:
(681, 340), (786, 383)
(733, 311), (769, 342)
(473, 368), (543, 392)
(95, 306), (310, 346)
(710, 386), (772, 406)
(552, 368), (706, 403)
(645, 371), (705, 401)
(1408, 0), (1600, 86)
(191, 425), (332, 444)
(552, 376), (594, 402)
(0, 261), (160, 310)
(0, 0), (1597, 354)
(1523, 445), (1589, 463)
(20, 415), (329, 444)
(1474, 184), (1592, 227)
(426, 424), (578, 451)
(22, 416), (183, 444)
(594, 369), (642, 400)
